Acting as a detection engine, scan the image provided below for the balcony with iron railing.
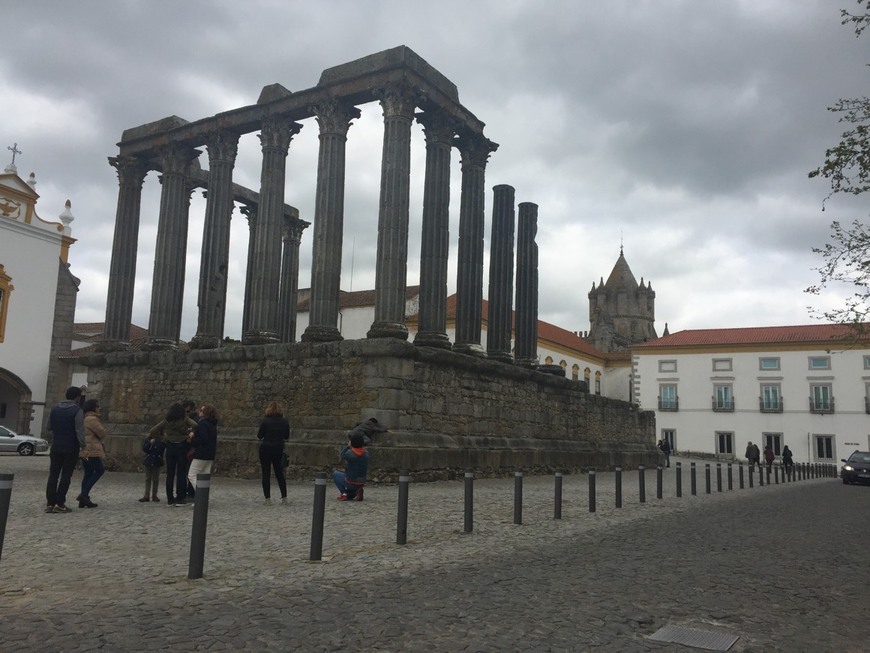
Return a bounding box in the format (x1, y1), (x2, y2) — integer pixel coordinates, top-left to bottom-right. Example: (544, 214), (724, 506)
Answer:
(712, 397), (735, 412)
(809, 397), (835, 414)
(759, 398), (784, 413)
(658, 396), (679, 411)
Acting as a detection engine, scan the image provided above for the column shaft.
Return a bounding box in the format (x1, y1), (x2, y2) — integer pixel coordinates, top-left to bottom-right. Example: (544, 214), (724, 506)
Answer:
(487, 184), (516, 362)
(244, 116), (301, 344)
(515, 202), (539, 367)
(104, 156), (147, 344)
(192, 130), (239, 349)
(240, 205), (257, 337)
(413, 110), (454, 349)
(453, 135), (498, 356)
(367, 84), (417, 340)
(279, 218), (308, 342)
(303, 101), (359, 342)
(147, 144), (199, 348)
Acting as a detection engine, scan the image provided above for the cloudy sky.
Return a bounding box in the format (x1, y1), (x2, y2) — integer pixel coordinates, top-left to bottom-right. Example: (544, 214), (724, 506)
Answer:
(2, 0), (866, 341)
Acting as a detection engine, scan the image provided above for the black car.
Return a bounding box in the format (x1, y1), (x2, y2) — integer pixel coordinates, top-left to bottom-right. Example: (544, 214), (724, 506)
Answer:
(841, 451), (870, 485)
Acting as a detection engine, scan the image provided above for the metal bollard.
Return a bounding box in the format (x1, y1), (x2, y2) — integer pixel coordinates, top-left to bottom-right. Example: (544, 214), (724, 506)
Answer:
(188, 473), (212, 579)
(727, 463), (733, 490)
(765, 466), (770, 486)
(759, 466), (764, 487)
(397, 471), (410, 545)
(705, 464), (711, 494)
(0, 473), (13, 563)
(554, 471), (563, 520)
(716, 463), (722, 493)
(656, 465), (663, 500)
(639, 465), (646, 503)
(309, 472), (327, 561)
(749, 464), (754, 488)
(464, 470), (474, 533)
(739, 464), (744, 489)
(615, 467), (622, 508)
(676, 462), (682, 497)
(588, 469), (596, 513)
(514, 471), (523, 525)
(690, 462), (697, 495)
(774, 465), (779, 484)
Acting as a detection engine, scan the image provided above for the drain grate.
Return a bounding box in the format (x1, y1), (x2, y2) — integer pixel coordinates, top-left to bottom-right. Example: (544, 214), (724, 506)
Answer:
(648, 624), (739, 651)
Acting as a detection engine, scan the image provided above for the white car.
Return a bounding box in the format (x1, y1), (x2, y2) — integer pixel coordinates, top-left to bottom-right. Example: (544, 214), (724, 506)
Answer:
(0, 425), (49, 455)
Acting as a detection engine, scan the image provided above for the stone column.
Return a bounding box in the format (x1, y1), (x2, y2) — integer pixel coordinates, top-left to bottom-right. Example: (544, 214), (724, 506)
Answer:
(367, 83), (417, 340)
(486, 184), (516, 363)
(514, 202), (539, 368)
(244, 116), (302, 344)
(191, 130), (240, 349)
(453, 134), (498, 356)
(104, 155), (148, 345)
(146, 144), (200, 349)
(240, 204), (257, 338)
(302, 101), (360, 342)
(413, 109), (455, 349)
(279, 216), (309, 343)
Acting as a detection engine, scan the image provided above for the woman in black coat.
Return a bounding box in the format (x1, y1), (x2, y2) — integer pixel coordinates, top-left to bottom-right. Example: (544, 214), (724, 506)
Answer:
(257, 401), (290, 505)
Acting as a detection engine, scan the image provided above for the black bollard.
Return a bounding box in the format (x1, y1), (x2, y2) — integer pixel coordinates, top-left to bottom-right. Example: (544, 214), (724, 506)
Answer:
(774, 465), (779, 484)
(759, 465), (764, 487)
(705, 464), (711, 494)
(554, 471), (563, 520)
(464, 470), (474, 533)
(615, 467), (623, 508)
(589, 469), (596, 513)
(514, 471), (523, 525)
(676, 462), (682, 498)
(397, 471), (410, 545)
(749, 464), (754, 488)
(309, 472), (327, 561)
(716, 463), (722, 493)
(739, 464), (744, 489)
(0, 473), (12, 563)
(727, 463), (733, 490)
(656, 465), (663, 500)
(639, 465), (646, 503)
(690, 462), (697, 495)
(188, 473), (212, 579)
(765, 466), (770, 486)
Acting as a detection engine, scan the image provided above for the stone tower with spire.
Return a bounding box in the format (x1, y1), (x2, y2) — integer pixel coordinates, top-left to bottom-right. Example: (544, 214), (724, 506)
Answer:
(586, 247), (657, 353)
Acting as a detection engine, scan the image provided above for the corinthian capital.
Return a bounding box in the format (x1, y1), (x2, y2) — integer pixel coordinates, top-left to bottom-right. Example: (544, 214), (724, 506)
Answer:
(312, 100), (362, 136)
(416, 109), (457, 148)
(108, 155), (148, 188)
(206, 129), (240, 164)
(456, 133), (499, 169)
(258, 116), (303, 151)
(376, 83), (418, 120)
(158, 143), (200, 176)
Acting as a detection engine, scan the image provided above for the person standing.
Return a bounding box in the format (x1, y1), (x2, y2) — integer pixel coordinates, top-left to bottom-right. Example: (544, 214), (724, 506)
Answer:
(182, 399), (200, 499)
(658, 438), (672, 468)
(763, 444), (776, 474)
(77, 399), (107, 508)
(45, 386), (86, 513)
(257, 401), (290, 505)
(140, 436), (167, 502)
(185, 404), (218, 502)
(782, 445), (795, 479)
(745, 441), (761, 472)
(149, 403), (197, 506)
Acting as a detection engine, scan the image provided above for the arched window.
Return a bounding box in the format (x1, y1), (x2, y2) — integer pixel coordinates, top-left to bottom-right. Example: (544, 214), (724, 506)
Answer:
(595, 371), (602, 395)
(572, 364), (580, 381)
(544, 356), (554, 365)
(559, 360), (567, 371)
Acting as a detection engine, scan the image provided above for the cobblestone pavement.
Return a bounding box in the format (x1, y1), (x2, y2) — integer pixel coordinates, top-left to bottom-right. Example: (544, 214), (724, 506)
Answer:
(1, 454), (868, 652)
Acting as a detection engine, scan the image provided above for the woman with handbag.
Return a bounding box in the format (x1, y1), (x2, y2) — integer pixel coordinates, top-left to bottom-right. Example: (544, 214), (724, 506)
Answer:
(257, 401), (290, 505)
(78, 399), (107, 508)
(187, 404), (218, 497)
(149, 403), (197, 506)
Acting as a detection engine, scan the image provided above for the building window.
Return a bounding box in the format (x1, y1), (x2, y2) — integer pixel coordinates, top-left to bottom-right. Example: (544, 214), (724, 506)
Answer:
(760, 384), (783, 412)
(763, 433), (782, 456)
(814, 435), (834, 461)
(808, 356), (831, 370)
(594, 371), (601, 395)
(712, 384), (734, 411)
(659, 384), (678, 411)
(864, 355), (870, 370)
(712, 358), (732, 372)
(662, 429), (676, 452)
(865, 382), (870, 414)
(544, 356), (554, 365)
(0, 265), (13, 344)
(716, 431), (734, 456)
(572, 364), (579, 381)
(759, 357), (780, 371)
(658, 360), (677, 373)
(809, 384), (834, 413)
(559, 360), (567, 371)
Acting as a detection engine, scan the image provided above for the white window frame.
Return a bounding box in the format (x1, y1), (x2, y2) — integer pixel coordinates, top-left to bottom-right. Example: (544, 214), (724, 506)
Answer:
(759, 357), (780, 371)
(712, 358), (732, 372)
(808, 356), (831, 371)
(658, 360), (677, 373)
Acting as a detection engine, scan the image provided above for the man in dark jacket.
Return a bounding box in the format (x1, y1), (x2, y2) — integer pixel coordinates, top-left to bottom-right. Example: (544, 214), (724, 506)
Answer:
(348, 417), (388, 445)
(333, 433), (369, 501)
(45, 386), (86, 513)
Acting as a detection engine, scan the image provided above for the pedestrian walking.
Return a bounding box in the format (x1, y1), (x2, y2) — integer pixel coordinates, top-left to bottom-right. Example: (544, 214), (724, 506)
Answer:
(149, 403), (197, 506)
(45, 386), (86, 513)
(745, 441), (761, 472)
(182, 399), (200, 499)
(763, 444), (776, 474)
(782, 445), (794, 479)
(185, 404), (218, 500)
(77, 399), (107, 508)
(257, 401), (290, 505)
(140, 436), (167, 502)
(333, 433), (369, 501)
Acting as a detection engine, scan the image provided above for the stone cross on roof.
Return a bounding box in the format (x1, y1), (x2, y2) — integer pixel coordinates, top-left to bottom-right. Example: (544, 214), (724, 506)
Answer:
(7, 142), (21, 165)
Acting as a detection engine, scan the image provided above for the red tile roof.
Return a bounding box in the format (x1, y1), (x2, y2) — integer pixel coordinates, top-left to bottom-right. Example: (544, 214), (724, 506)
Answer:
(632, 323), (870, 349)
(296, 286), (420, 310)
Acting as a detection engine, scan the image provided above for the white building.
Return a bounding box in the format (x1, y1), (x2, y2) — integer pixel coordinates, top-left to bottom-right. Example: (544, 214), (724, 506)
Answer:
(631, 324), (870, 464)
(0, 161), (78, 436)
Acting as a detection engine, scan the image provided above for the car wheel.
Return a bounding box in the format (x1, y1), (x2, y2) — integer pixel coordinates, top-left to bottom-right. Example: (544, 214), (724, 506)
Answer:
(17, 443), (35, 456)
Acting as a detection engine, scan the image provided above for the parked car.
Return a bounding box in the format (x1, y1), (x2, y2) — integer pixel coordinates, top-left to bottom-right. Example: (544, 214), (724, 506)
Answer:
(840, 451), (870, 485)
(0, 425), (49, 456)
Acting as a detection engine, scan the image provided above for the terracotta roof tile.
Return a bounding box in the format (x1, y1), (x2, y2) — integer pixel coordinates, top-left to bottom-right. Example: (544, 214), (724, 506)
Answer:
(632, 323), (870, 349)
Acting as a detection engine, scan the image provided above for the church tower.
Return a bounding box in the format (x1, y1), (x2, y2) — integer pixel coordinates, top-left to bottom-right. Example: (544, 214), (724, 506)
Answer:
(586, 247), (657, 353)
